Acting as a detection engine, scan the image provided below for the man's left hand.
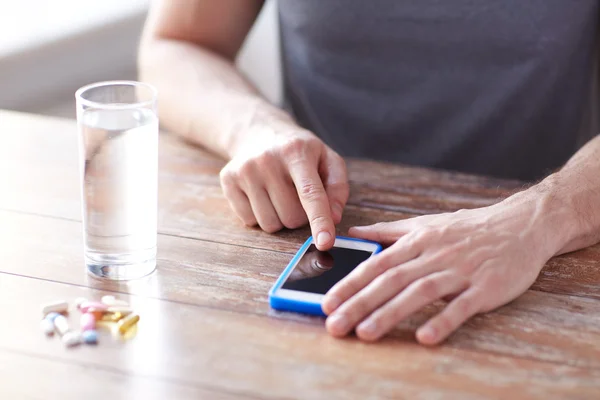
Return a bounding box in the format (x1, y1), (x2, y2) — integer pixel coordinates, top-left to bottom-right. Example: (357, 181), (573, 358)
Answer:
(322, 193), (566, 345)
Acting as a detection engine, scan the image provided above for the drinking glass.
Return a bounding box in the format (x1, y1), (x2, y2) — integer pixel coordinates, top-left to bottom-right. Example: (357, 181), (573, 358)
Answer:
(75, 81), (158, 280)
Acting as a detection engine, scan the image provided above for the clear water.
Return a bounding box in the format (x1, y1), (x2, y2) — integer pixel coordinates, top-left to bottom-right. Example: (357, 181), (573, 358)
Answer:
(79, 108), (158, 279)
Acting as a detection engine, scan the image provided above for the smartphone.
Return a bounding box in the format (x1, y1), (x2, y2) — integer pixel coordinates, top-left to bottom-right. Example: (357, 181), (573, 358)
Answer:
(269, 236), (382, 316)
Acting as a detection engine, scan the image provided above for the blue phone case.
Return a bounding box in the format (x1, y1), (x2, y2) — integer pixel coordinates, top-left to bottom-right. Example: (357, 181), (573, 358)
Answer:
(269, 236), (382, 317)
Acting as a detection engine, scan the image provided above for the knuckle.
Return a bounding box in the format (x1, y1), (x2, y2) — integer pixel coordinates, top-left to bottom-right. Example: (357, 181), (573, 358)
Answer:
(254, 151), (277, 169)
(237, 160), (257, 178)
(299, 180), (326, 201)
(383, 267), (407, 287)
(282, 137), (310, 158)
(281, 213), (308, 230)
(462, 235), (474, 247)
(405, 230), (425, 247)
(373, 249), (401, 273)
(413, 227), (443, 246)
(308, 214), (331, 231)
(415, 277), (440, 300)
(454, 256), (478, 276)
(428, 245), (461, 265)
(219, 166), (237, 187)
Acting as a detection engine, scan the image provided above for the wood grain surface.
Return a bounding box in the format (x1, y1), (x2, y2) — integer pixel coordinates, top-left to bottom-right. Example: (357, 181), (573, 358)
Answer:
(1, 110), (599, 400)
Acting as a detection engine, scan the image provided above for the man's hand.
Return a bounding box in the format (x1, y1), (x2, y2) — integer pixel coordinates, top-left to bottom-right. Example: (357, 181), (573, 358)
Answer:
(140, 1), (349, 249)
(321, 191), (569, 344)
(219, 125), (349, 250)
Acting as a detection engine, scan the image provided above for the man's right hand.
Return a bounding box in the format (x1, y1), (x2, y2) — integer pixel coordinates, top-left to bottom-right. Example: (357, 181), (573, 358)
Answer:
(140, 0), (348, 248)
(219, 124), (349, 250)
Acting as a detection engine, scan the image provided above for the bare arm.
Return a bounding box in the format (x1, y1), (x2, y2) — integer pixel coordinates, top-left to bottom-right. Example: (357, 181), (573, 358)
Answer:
(138, 0), (349, 249)
(138, 0), (292, 158)
(541, 134), (600, 254)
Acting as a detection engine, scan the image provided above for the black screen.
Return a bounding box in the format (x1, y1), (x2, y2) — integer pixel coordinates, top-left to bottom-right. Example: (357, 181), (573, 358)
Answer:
(281, 244), (372, 294)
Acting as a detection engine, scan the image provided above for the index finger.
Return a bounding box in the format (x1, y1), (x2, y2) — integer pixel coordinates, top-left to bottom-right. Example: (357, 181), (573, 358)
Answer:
(289, 160), (336, 250)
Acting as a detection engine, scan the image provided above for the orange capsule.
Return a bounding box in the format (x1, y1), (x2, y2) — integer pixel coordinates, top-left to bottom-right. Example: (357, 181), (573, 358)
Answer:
(89, 310), (105, 320)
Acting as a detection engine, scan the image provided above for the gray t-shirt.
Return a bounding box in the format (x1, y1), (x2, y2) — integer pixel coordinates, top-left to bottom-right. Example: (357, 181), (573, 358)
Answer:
(278, 0), (598, 180)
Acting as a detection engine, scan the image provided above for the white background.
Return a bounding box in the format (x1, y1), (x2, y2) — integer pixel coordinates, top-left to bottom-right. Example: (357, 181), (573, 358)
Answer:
(0, 0), (281, 117)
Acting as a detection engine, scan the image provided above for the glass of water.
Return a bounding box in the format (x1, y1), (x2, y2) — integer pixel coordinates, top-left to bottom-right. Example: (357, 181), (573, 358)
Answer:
(75, 81), (158, 280)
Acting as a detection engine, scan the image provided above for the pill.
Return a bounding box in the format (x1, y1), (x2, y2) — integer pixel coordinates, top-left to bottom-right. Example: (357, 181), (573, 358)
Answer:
(117, 313), (140, 334)
(62, 331), (82, 347)
(45, 312), (61, 323)
(42, 300), (68, 316)
(88, 310), (105, 320)
(80, 313), (96, 331)
(102, 311), (125, 322)
(107, 307), (133, 316)
(53, 315), (70, 336)
(101, 295), (129, 307)
(40, 319), (55, 336)
(82, 330), (98, 344)
(79, 301), (108, 313)
(74, 297), (88, 309)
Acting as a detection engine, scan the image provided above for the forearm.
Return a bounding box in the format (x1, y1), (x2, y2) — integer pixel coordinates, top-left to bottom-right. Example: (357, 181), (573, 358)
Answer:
(507, 135), (600, 256)
(544, 134), (600, 253)
(138, 38), (296, 159)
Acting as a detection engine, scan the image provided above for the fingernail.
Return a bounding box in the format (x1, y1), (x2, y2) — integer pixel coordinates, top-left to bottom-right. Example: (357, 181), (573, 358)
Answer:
(418, 326), (437, 342)
(317, 231), (332, 247)
(357, 320), (377, 336)
(327, 314), (349, 333)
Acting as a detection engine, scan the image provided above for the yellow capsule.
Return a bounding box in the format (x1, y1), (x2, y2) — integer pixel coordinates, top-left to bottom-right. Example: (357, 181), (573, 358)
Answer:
(106, 307), (133, 317)
(101, 311), (125, 322)
(119, 323), (138, 341)
(117, 313), (139, 335)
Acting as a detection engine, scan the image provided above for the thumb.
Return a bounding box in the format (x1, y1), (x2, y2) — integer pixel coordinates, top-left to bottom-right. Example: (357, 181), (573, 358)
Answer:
(320, 149), (349, 224)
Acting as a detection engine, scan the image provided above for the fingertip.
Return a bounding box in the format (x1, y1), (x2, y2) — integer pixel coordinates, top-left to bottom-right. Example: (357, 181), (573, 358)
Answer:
(316, 231), (334, 250)
(416, 326), (440, 346)
(325, 314), (350, 337)
(322, 294), (341, 315)
(356, 320), (380, 342)
(241, 217), (258, 227)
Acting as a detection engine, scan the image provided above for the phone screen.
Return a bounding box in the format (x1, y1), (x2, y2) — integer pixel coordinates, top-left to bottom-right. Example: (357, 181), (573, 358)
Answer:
(281, 244), (373, 294)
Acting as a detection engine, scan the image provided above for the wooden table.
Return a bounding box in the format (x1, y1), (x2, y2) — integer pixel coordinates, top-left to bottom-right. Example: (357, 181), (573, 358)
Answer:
(1, 110), (599, 400)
